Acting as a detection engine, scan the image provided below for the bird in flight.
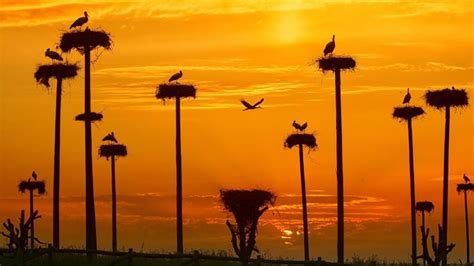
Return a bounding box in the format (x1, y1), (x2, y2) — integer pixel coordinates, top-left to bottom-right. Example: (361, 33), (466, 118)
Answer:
(240, 98), (264, 111)
(45, 48), (63, 62)
(169, 70), (183, 83)
(292, 121), (308, 132)
(70, 11), (88, 29)
(32, 171), (37, 181)
(463, 174), (471, 184)
(323, 35), (336, 56)
(102, 132), (118, 143)
(403, 88), (411, 104)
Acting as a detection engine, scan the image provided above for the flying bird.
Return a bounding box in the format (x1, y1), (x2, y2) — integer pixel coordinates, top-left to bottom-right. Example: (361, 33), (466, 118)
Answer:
(403, 88), (411, 104)
(464, 174), (471, 184)
(168, 70), (183, 83)
(323, 35), (336, 56)
(292, 121), (308, 132)
(32, 171), (37, 181)
(240, 98), (264, 111)
(70, 11), (88, 29)
(45, 48), (63, 61)
(102, 132), (117, 143)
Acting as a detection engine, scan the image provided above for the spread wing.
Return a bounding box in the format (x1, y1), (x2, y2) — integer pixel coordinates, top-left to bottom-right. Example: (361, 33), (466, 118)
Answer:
(254, 98), (264, 107)
(301, 122), (307, 130)
(240, 100), (252, 109)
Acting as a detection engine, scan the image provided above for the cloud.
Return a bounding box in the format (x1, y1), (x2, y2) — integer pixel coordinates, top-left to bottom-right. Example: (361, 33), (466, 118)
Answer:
(359, 62), (473, 72)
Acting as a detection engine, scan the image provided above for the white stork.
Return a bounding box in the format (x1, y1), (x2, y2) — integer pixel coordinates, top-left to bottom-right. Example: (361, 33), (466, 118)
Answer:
(70, 11), (88, 29)
(168, 70), (183, 83)
(32, 171), (37, 181)
(240, 98), (264, 111)
(102, 132), (118, 143)
(292, 121), (308, 132)
(45, 48), (63, 61)
(464, 174), (471, 184)
(323, 35), (335, 56)
(403, 88), (411, 104)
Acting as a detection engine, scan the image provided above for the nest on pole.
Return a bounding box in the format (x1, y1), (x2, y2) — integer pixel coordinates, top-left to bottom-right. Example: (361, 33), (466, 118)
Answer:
(457, 183), (474, 193)
(60, 28), (112, 53)
(415, 201), (434, 213)
(284, 133), (317, 149)
(75, 112), (103, 122)
(99, 144), (128, 159)
(34, 63), (79, 88)
(155, 83), (196, 101)
(18, 180), (46, 194)
(392, 106), (425, 121)
(425, 88), (469, 109)
(317, 56), (356, 72)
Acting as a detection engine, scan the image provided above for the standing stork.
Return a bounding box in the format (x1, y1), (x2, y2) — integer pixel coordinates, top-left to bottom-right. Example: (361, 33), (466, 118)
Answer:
(70, 11), (88, 29)
(32, 171), (37, 181)
(464, 174), (471, 184)
(323, 35), (336, 56)
(102, 132), (117, 143)
(292, 121), (308, 132)
(240, 98), (264, 111)
(403, 88), (411, 104)
(45, 48), (63, 61)
(169, 70), (183, 83)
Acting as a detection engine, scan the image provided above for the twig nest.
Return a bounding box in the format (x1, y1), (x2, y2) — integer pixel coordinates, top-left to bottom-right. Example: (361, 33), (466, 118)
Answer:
(220, 189), (276, 225)
(60, 28), (112, 53)
(425, 88), (469, 109)
(284, 133), (317, 149)
(34, 63), (79, 87)
(392, 106), (425, 121)
(75, 112), (103, 122)
(415, 201), (434, 213)
(317, 56), (356, 72)
(99, 144), (128, 159)
(156, 83), (196, 100)
(18, 180), (46, 194)
(457, 183), (474, 193)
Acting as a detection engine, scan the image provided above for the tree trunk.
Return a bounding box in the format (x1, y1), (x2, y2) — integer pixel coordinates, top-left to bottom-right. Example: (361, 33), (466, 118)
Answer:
(464, 190), (470, 266)
(111, 155), (117, 252)
(29, 189), (34, 249)
(176, 96), (183, 254)
(53, 77), (62, 248)
(335, 68), (344, 265)
(442, 106), (450, 266)
(84, 45), (97, 252)
(298, 143), (310, 261)
(407, 118), (417, 265)
(422, 211), (426, 266)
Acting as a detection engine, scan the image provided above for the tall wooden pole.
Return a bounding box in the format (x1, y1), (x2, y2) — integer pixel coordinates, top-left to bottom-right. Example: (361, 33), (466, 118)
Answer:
(441, 106), (450, 266)
(176, 96), (183, 254)
(111, 155), (117, 252)
(464, 190), (471, 266)
(407, 119), (417, 265)
(53, 78), (62, 248)
(298, 143), (310, 261)
(335, 68), (344, 264)
(29, 189), (35, 249)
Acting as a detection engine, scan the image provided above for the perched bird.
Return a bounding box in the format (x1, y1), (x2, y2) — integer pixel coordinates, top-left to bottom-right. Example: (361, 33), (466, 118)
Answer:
(292, 121), (308, 132)
(240, 98), (264, 111)
(39, 77), (50, 87)
(70, 11), (88, 29)
(168, 70), (183, 83)
(403, 88), (411, 104)
(323, 35), (336, 56)
(463, 174), (471, 184)
(45, 48), (63, 61)
(102, 132), (117, 143)
(32, 171), (37, 181)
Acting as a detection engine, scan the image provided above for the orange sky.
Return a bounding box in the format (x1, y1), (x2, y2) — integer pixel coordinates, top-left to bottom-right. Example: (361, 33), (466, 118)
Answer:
(0, 0), (473, 261)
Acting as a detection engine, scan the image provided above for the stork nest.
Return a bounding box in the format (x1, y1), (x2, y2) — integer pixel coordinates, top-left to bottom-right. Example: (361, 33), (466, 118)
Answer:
(457, 183), (474, 193)
(18, 180), (46, 194)
(317, 56), (356, 72)
(425, 88), (469, 109)
(415, 201), (434, 213)
(284, 133), (317, 149)
(34, 63), (79, 88)
(220, 189), (276, 227)
(75, 112), (103, 122)
(156, 83), (196, 100)
(392, 106), (425, 121)
(99, 144), (128, 159)
(60, 28), (112, 53)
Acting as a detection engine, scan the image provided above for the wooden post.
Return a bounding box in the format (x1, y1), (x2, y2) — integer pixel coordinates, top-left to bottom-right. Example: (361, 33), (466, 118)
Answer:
(53, 77), (63, 248)
(128, 248), (133, 266)
(176, 96), (183, 254)
(335, 68), (344, 265)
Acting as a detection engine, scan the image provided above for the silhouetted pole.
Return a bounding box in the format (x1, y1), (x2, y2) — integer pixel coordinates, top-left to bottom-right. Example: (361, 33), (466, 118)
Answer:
(53, 78), (62, 248)
(29, 189), (34, 249)
(407, 118), (417, 266)
(111, 154), (117, 252)
(463, 189), (470, 266)
(298, 143), (310, 260)
(176, 96), (183, 254)
(441, 106), (450, 266)
(334, 68), (344, 264)
(84, 45), (97, 251)
(421, 210), (426, 266)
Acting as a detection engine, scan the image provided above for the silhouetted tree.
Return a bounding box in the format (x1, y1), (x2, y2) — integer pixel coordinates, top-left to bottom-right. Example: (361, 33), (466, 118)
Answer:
(34, 63), (78, 248)
(457, 181), (473, 266)
(156, 82), (196, 254)
(425, 87), (469, 266)
(393, 104), (425, 265)
(416, 201), (435, 266)
(284, 132), (317, 260)
(220, 189), (276, 266)
(417, 224), (455, 266)
(99, 135), (128, 252)
(18, 172), (46, 249)
(317, 55), (356, 264)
